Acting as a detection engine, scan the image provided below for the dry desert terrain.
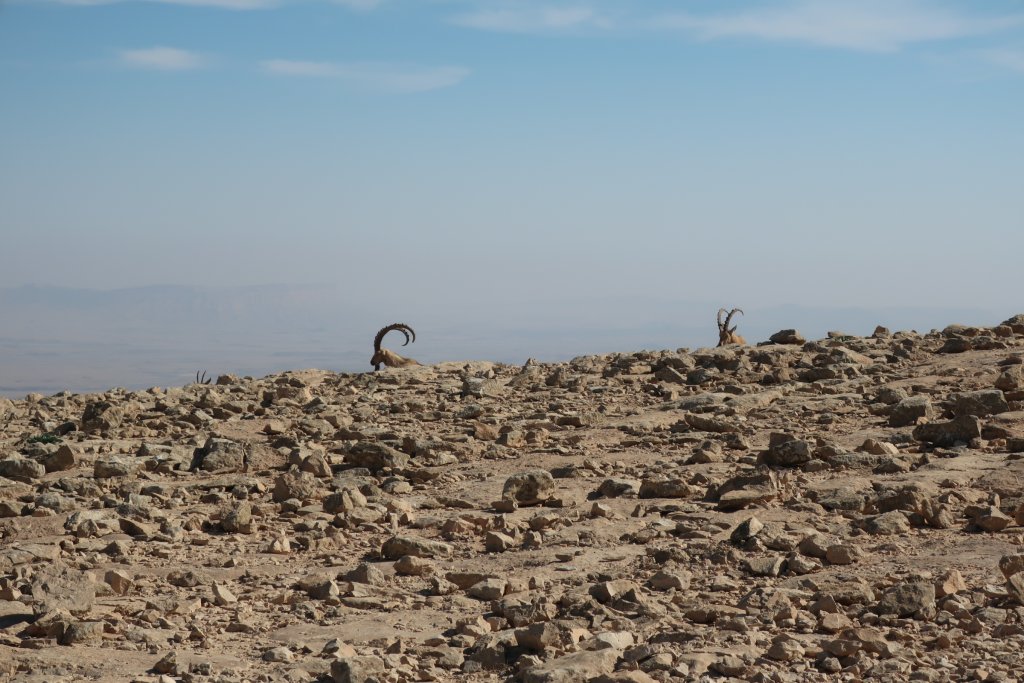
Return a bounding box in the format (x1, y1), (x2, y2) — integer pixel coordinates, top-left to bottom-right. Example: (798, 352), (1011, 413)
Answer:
(3, 316), (1024, 682)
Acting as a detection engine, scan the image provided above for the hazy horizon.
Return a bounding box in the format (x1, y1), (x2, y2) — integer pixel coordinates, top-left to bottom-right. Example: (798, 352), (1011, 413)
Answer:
(0, 282), (1015, 397)
(2, 1), (1021, 396)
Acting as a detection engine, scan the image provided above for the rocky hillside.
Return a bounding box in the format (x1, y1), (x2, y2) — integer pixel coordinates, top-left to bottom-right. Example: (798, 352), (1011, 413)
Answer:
(3, 315), (1024, 683)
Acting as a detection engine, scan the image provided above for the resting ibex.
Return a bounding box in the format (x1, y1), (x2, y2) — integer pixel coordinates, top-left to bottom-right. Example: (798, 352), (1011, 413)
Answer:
(371, 323), (421, 371)
(717, 308), (746, 346)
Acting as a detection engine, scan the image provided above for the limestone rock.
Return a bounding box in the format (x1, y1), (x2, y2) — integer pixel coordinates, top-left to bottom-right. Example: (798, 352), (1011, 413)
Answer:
(520, 647), (620, 683)
(345, 442), (409, 472)
(863, 511), (911, 536)
(952, 389), (1010, 417)
(94, 457), (138, 479)
(331, 655), (387, 679)
(380, 535), (452, 560)
(31, 566), (96, 616)
(876, 580), (936, 620)
(272, 468), (322, 503)
(889, 396), (933, 428)
(502, 470), (556, 506)
(0, 456), (46, 481)
(81, 401), (123, 434)
(193, 437), (247, 473)
(769, 329), (805, 345)
(221, 501), (253, 534)
(761, 435), (812, 467)
(42, 445), (76, 473)
(998, 554), (1024, 580)
(913, 415), (982, 447)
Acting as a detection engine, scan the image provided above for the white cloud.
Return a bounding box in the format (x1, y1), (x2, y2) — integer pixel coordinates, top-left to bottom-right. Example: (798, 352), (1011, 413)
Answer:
(649, 0), (1023, 53)
(118, 47), (206, 70)
(261, 60), (470, 92)
(980, 48), (1024, 73)
(451, 4), (609, 33)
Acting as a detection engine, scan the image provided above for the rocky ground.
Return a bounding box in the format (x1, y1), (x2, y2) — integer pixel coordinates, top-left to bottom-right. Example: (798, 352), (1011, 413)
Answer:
(3, 316), (1024, 683)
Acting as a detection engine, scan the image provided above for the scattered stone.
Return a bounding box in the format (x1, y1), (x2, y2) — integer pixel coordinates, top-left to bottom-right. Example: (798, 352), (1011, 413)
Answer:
(42, 445), (76, 473)
(825, 544), (861, 565)
(913, 415), (983, 447)
(889, 396), (933, 427)
(998, 554), (1024, 580)
(769, 329), (805, 345)
(935, 569), (967, 598)
(152, 652), (179, 675)
(648, 570), (691, 591)
(590, 580), (637, 603)
(81, 401), (123, 434)
(520, 647), (619, 683)
(761, 434), (812, 467)
(863, 511), (911, 536)
(971, 505), (1013, 532)
(637, 478), (693, 498)
(345, 442), (409, 472)
(94, 457), (138, 479)
(262, 646), (293, 662)
(502, 470), (556, 506)
(104, 569), (134, 595)
(272, 468), (322, 502)
(193, 437), (247, 473)
(212, 583), (237, 606)
(394, 555), (434, 576)
(221, 501), (253, 533)
(381, 535), (453, 560)
(876, 580), (936, 620)
(952, 389), (1010, 417)
(746, 555), (785, 577)
(0, 456), (46, 481)
(31, 566), (96, 615)
(60, 621), (104, 645)
(730, 516), (764, 544)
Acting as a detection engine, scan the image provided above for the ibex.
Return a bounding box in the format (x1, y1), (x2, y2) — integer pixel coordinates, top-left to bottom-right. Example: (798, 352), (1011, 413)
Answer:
(371, 323), (421, 371)
(195, 370), (213, 385)
(717, 308), (746, 346)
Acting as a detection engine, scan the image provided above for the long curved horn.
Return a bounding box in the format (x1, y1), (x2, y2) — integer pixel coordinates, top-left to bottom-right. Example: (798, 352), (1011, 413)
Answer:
(724, 308), (744, 332)
(717, 308), (728, 332)
(373, 323), (415, 353)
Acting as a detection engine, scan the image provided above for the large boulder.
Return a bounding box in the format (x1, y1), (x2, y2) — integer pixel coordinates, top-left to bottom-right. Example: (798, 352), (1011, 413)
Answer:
(81, 401), (124, 434)
(192, 438), (247, 473)
(889, 396), (933, 428)
(0, 456), (46, 481)
(913, 415), (982, 447)
(951, 390), (1009, 418)
(502, 470), (556, 506)
(345, 442), (409, 472)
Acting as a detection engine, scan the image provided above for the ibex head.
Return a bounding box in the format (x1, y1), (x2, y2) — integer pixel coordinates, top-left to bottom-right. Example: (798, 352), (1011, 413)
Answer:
(717, 308), (746, 347)
(371, 323), (416, 371)
(195, 370), (213, 385)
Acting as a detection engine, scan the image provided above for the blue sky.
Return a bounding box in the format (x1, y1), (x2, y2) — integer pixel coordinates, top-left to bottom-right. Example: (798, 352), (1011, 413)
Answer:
(1, 0), (1023, 319)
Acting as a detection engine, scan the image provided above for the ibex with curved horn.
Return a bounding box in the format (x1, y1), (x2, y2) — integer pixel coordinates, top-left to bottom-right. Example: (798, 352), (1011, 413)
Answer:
(717, 308), (746, 347)
(371, 323), (421, 371)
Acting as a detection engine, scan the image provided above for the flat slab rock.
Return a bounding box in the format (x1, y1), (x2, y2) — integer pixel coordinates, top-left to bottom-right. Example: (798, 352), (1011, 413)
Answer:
(520, 648), (620, 683)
